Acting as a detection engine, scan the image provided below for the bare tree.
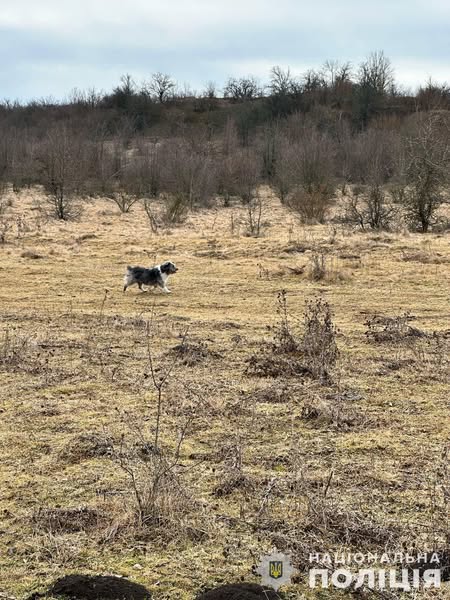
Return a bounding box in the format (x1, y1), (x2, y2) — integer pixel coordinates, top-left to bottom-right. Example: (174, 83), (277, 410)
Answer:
(358, 51), (394, 95)
(38, 125), (87, 220)
(302, 69), (326, 93)
(269, 66), (299, 96)
(417, 78), (450, 111)
(355, 51), (395, 127)
(245, 191), (266, 236)
(402, 114), (450, 232)
(145, 72), (176, 103)
(224, 76), (261, 102)
(322, 59), (353, 96)
(203, 81), (218, 99)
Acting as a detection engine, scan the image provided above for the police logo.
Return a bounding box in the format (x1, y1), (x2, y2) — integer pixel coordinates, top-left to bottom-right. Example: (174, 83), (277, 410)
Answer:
(256, 550), (295, 591)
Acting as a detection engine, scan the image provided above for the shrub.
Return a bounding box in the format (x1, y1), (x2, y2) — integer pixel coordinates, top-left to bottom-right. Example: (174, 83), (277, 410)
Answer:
(247, 292), (339, 384)
(302, 296), (339, 382)
(402, 114), (450, 232)
(343, 184), (398, 230)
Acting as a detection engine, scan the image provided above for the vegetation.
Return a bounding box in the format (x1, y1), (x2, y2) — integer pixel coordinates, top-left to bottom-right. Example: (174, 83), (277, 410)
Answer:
(0, 52), (449, 599)
(0, 52), (448, 232)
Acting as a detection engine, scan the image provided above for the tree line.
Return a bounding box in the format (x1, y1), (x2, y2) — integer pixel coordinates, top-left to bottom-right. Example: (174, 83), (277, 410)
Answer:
(0, 52), (449, 233)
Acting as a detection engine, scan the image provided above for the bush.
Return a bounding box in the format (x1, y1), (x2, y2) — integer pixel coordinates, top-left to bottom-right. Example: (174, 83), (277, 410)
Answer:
(343, 184), (398, 230)
(247, 292), (339, 384)
(287, 183), (334, 223)
(402, 114), (450, 232)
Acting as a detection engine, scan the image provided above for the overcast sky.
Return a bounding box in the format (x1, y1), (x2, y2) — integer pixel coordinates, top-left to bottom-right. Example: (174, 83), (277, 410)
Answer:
(1, 0), (449, 102)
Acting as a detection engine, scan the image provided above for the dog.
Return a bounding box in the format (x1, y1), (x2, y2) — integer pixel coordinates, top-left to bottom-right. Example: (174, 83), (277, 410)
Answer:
(123, 261), (178, 294)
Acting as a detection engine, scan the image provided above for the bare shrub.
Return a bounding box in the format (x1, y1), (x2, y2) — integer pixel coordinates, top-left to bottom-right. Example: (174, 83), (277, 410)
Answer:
(111, 431), (205, 540)
(302, 297), (339, 382)
(0, 196), (12, 243)
(307, 251), (349, 283)
(283, 128), (336, 223)
(288, 183), (334, 223)
(142, 198), (160, 233)
(109, 191), (139, 213)
(136, 141), (163, 200)
(410, 332), (450, 381)
(341, 126), (401, 185)
(402, 114), (450, 232)
(38, 125), (87, 220)
(161, 193), (189, 226)
(214, 434), (253, 497)
(0, 217), (11, 244)
(108, 322), (208, 542)
(343, 184), (398, 230)
(99, 142), (143, 213)
(308, 252), (327, 280)
(245, 192), (266, 236)
(271, 135), (298, 202)
(247, 291), (339, 384)
(222, 147), (261, 204)
(163, 139), (218, 210)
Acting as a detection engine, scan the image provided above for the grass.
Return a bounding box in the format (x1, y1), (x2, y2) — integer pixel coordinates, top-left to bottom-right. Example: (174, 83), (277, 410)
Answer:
(0, 190), (449, 599)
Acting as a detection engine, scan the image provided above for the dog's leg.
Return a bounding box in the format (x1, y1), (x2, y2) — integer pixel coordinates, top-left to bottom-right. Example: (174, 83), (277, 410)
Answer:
(123, 285), (128, 292)
(163, 286), (171, 293)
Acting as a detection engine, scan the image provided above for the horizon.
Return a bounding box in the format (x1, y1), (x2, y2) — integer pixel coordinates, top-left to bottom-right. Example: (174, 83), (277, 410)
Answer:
(1, 0), (449, 103)
(1, 55), (448, 107)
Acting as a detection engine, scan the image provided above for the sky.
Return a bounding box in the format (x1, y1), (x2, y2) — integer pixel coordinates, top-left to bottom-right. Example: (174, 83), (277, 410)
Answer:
(0, 0), (449, 102)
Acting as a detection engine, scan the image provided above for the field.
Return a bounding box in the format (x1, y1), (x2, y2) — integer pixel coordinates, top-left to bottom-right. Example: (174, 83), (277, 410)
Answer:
(0, 190), (449, 599)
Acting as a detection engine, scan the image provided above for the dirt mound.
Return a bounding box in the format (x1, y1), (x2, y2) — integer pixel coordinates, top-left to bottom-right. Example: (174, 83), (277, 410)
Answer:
(365, 313), (426, 343)
(251, 382), (296, 403)
(28, 574), (151, 600)
(246, 353), (312, 378)
(33, 506), (107, 533)
(197, 583), (278, 600)
(169, 341), (222, 366)
(59, 433), (113, 463)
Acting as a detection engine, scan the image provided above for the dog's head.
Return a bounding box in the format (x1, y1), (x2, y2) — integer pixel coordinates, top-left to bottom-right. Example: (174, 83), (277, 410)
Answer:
(160, 261), (178, 275)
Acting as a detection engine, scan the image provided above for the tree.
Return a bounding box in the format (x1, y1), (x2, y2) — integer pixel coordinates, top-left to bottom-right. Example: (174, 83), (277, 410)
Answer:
(269, 66), (299, 96)
(358, 51), (394, 95)
(267, 66), (302, 117)
(344, 185), (397, 231)
(223, 76), (261, 102)
(111, 74), (136, 112)
(402, 115), (449, 232)
(322, 60), (353, 107)
(204, 81), (218, 99)
(145, 72), (176, 103)
(417, 78), (450, 111)
(354, 51), (395, 128)
(38, 125), (87, 220)
(284, 128), (336, 223)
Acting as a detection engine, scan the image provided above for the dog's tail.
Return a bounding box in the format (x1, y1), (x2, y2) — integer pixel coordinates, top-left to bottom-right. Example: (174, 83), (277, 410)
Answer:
(123, 266), (134, 292)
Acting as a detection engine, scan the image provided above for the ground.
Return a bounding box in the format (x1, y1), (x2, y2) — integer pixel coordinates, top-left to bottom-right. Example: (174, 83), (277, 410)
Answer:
(0, 190), (449, 599)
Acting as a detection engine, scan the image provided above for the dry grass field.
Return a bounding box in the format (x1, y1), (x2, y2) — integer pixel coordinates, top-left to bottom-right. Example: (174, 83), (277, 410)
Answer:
(0, 189), (449, 599)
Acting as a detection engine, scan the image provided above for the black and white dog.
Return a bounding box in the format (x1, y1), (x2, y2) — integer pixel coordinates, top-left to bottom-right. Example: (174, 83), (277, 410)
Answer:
(123, 261), (178, 294)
